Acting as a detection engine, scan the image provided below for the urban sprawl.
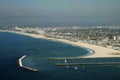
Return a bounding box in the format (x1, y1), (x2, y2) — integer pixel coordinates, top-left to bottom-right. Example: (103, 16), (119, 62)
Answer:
(3, 26), (120, 51)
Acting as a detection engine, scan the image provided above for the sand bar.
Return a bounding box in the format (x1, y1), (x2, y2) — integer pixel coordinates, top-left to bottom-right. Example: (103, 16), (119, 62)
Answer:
(1, 30), (120, 58)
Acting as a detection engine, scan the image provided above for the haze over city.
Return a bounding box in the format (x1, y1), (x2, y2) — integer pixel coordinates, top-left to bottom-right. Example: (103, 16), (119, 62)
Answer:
(0, 0), (120, 26)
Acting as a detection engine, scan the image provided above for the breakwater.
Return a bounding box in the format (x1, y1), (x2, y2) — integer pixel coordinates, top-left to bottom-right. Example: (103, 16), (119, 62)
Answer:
(55, 62), (120, 66)
(49, 57), (120, 60)
(18, 55), (38, 72)
(48, 57), (82, 60)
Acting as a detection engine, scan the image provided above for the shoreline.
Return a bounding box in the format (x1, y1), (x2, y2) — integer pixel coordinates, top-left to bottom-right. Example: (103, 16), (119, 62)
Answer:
(1, 30), (120, 58)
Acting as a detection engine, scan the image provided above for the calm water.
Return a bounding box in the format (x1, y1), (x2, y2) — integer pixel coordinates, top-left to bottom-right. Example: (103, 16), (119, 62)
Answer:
(0, 32), (120, 80)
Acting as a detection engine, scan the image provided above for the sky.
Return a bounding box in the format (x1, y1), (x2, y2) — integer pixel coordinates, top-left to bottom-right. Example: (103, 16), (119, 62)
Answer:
(0, 0), (120, 26)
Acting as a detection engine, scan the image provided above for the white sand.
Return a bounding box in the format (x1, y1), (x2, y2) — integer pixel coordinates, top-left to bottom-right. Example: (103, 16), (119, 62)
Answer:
(1, 30), (120, 58)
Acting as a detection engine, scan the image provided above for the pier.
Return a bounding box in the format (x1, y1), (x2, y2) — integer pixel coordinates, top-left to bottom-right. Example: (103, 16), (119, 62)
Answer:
(18, 55), (38, 72)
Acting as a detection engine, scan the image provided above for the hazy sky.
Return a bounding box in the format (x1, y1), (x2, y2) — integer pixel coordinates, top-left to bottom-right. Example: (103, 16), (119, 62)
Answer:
(0, 0), (120, 26)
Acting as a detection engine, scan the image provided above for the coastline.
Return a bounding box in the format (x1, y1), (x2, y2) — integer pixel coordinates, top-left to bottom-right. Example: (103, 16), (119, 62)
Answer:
(1, 30), (120, 58)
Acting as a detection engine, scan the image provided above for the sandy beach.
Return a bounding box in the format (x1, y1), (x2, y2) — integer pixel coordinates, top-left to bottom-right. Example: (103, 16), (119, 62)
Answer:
(1, 30), (120, 58)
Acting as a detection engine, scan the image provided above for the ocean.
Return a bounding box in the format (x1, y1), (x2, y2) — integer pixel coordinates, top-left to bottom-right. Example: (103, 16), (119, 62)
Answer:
(0, 32), (120, 80)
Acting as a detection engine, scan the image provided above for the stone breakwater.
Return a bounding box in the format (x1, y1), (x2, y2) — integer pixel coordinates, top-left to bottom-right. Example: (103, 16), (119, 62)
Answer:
(18, 55), (37, 72)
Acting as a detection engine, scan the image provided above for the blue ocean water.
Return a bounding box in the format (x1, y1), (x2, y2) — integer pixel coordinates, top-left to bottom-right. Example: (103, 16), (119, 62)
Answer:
(0, 32), (120, 80)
